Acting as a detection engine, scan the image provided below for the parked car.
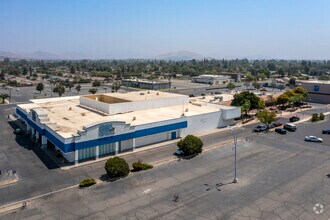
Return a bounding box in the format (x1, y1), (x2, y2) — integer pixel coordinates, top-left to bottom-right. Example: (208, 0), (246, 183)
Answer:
(289, 116), (300, 122)
(214, 91), (222, 94)
(284, 123), (297, 131)
(14, 128), (21, 134)
(175, 148), (184, 155)
(201, 93), (205, 96)
(304, 136), (323, 143)
(322, 129), (330, 134)
(189, 94), (195, 97)
(275, 128), (287, 134)
(253, 124), (267, 132)
(272, 122), (283, 127)
(260, 88), (267, 92)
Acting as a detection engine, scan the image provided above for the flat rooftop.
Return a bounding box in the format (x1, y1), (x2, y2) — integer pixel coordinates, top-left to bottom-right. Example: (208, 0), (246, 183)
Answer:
(298, 80), (330, 84)
(18, 92), (223, 138)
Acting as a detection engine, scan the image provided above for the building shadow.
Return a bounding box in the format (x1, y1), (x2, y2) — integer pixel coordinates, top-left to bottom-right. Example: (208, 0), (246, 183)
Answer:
(8, 120), (59, 170)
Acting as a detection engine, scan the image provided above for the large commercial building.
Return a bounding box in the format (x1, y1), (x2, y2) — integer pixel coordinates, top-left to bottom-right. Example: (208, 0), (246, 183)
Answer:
(122, 78), (171, 90)
(191, 75), (231, 85)
(297, 80), (330, 104)
(15, 91), (240, 164)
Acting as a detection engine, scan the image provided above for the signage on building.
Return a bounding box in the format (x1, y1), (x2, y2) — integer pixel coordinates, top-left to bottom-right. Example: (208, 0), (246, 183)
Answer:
(98, 123), (115, 137)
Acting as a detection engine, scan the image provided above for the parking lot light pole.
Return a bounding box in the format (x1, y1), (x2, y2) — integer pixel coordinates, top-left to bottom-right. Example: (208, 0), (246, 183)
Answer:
(229, 125), (243, 183)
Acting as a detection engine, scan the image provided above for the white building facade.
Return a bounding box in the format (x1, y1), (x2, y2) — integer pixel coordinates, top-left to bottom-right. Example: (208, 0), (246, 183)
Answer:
(16, 91), (240, 164)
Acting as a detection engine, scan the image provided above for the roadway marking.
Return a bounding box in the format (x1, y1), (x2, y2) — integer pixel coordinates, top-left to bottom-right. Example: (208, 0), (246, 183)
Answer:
(143, 189), (152, 194)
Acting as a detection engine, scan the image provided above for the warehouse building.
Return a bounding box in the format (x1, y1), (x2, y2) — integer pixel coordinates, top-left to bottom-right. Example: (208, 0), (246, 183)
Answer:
(122, 78), (171, 90)
(191, 75), (231, 85)
(15, 91), (240, 164)
(297, 80), (330, 104)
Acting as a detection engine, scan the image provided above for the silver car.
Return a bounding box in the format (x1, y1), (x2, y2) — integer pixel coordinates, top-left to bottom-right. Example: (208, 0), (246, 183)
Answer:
(304, 136), (323, 143)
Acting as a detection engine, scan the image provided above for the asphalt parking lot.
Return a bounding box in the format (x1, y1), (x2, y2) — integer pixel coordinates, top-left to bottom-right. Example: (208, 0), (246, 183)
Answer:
(1, 112), (329, 219)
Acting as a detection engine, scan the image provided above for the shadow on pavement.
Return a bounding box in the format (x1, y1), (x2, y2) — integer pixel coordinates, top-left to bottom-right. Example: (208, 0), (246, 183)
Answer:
(8, 120), (59, 170)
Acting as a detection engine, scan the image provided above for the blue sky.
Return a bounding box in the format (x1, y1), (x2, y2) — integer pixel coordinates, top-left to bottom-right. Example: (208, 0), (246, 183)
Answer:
(0, 0), (329, 59)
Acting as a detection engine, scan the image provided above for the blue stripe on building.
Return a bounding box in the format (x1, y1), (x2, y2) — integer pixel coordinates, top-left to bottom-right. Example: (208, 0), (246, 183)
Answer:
(16, 108), (187, 153)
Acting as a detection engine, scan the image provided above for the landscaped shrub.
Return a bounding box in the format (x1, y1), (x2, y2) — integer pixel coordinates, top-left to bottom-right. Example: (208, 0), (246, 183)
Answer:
(105, 156), (130, 178)
(320, 113), (325, 120)
(132, 160), (153, 172)
(311, 113), (319, 122)
(79, 178), (96, 188)
(177, 135), (203, 156)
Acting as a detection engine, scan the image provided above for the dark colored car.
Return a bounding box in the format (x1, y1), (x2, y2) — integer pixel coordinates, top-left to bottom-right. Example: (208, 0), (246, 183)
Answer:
(189, 94), (195, 97)
(275, 128), (287, 134)
(214, 91), (222, 94)
(322, 129), (330, 134)
(272, 122), (283, 127)
(201, 93), (205, 96)
(253, 124), (267, 132)
(260, 88), (267, 91)
(289, 116), (300, 122)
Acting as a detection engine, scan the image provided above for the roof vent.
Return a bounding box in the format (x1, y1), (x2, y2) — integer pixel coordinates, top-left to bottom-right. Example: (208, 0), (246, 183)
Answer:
(132, 116), (136, 121)
(147, 91), (150, 94)
(185, 108), (188, 112)
(156, 92), (159, 95)
(140, 92), (144, 95)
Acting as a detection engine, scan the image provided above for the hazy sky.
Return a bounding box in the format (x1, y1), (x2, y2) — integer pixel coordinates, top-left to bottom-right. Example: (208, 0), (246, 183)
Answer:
(0, 0), (329, 59)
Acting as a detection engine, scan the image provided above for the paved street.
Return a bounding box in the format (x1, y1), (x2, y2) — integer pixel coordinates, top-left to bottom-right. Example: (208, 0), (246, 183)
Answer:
(1, 116), (329, 219)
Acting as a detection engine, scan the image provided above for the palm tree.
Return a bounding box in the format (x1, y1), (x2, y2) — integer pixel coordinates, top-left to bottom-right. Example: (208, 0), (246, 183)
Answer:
(0, 93), (9, 104)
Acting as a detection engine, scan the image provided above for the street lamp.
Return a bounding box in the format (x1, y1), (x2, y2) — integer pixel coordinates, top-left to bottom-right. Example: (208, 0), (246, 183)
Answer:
(228, 125), (244, 183)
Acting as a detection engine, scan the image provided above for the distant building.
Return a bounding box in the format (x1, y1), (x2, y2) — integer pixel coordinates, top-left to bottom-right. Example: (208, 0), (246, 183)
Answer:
(191, 75), (231, 85)
(297, 80), (330, 104)
(122, 78), (171, 90)
(220, 72), (242, 82)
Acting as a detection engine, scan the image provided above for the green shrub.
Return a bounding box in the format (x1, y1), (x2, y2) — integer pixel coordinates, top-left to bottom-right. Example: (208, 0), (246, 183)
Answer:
(177, 135), (203, 156)
(132, 160), (153, 171)
(311, 113), (319, 122)
(105, 156), (130, 178)
(79, 178), (96, 187)
(319, 113), (325, 120)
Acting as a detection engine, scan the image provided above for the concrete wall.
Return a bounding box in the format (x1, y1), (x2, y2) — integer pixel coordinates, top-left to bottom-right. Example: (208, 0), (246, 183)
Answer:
(80, 95), (189, 115)
(135, 132), (169, 148)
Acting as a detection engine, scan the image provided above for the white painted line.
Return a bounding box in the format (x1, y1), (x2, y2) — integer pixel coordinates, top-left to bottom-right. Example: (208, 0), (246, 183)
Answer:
(143, 189), (151, 194)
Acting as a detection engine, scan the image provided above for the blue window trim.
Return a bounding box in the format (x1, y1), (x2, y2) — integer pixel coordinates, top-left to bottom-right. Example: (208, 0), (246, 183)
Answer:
(16, 108), (187, 153)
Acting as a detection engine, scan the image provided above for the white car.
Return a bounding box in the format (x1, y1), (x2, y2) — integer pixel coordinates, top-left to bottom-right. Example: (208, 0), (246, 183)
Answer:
(304, 136), (323, 143)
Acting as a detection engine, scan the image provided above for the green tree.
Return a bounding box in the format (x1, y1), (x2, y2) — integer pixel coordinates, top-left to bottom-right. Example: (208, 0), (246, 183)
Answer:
(292, 86), (308, 99)
(53, 83), (65, 97)
(276, 94), (289, 106)
(92, 80), (101, 87)
(65, 81), (74, 91)
(231, 91), (261, 111)
(36, 82), (44, 93)
(75, 84), (81, 94)
(104, 157), (130, 178)
(256, 110), (277, 129)
(111, 81), (122, 92)
(241, 100), (251, 116)
(245, 73), (254, 82)
(70, 65), (76, 74)
(89, 88), (98, 94)
(289, 78), (296, 85)
(252, 81), (261, 89)
(257, 72), (266, 80)
(0, 93), (9, 104)
(177, 135), (203, 156)
(265, 95), (276, 107)
(226, 82), (235, 91)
